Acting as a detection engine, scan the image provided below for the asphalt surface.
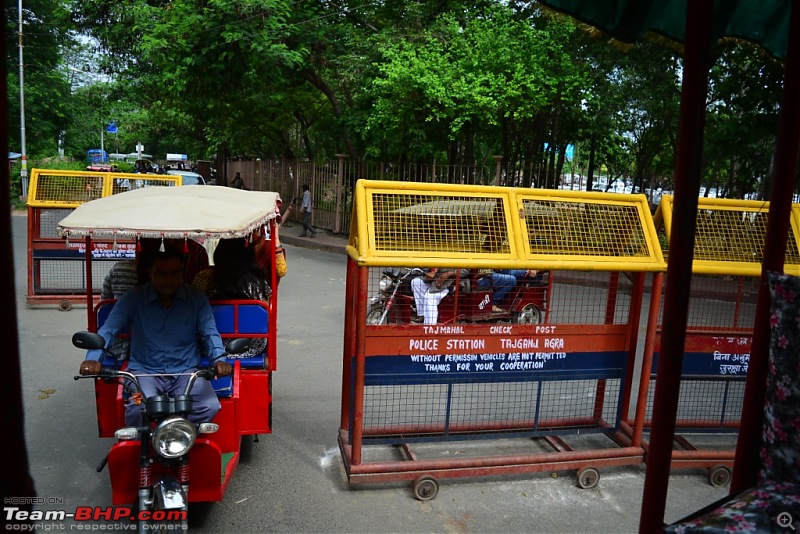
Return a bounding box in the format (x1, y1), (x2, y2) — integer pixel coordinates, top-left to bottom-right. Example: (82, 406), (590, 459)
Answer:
(13, 214), (732, 533)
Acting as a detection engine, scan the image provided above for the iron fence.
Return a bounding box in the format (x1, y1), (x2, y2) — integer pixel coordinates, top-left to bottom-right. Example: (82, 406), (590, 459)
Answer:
(226, 158), (526, 236)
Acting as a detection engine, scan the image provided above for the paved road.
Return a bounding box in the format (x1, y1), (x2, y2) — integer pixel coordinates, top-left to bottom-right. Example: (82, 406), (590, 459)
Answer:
(13, 213), (730, 533)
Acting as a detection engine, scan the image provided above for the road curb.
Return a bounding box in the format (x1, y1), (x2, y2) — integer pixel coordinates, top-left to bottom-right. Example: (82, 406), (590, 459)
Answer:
(281, 233), (348, 256)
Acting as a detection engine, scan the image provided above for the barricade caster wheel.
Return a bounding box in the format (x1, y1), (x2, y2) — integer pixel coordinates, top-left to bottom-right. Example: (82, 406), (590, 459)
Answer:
(577, 467), (600, 489)
(708, 465), (731, 487)
(58, 299), (72, 311)
(413, 475), (439, 501)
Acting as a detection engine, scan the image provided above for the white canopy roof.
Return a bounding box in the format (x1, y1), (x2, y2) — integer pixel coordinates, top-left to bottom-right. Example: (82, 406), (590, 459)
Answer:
(58, 186), (281, 241)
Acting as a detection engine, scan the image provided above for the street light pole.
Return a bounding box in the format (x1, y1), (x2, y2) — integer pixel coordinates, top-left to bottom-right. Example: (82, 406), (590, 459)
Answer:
(18, 0), (28, 196)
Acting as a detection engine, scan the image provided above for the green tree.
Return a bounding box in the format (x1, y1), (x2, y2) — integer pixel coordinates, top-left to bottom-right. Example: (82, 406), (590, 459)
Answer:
(705, 42), (782, 199)
(5, 0), (75, 157)
(360, 4), (590, 184)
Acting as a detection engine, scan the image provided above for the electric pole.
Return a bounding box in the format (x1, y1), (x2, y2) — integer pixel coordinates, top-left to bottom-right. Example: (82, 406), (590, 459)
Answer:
(18, 0), (28, 196)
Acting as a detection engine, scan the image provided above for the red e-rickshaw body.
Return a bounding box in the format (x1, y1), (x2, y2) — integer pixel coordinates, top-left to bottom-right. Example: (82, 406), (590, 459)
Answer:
(435, 270), (552, 325)
(57, 186), (282, 507)
(367, 269), (551, 326)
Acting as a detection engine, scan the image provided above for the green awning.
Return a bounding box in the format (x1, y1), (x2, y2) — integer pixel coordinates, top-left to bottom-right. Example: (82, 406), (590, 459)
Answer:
(537, 0), (791, 60)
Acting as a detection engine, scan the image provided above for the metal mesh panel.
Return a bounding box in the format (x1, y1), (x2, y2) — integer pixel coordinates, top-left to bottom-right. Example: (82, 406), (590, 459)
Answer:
(521, 198), (650, 258)
(39, 208), (73, 238)
(29, 170), (179, 207)
(365, 268), (632, 325)
(33, 173), (106, 204)
(687, 275), (757, 329)
(547, 272), (632, 325)
(654, 275), (757, 329)
(657, 195), (800, 272)
(643, 377), (746, 431)
(32, 258), (114, 294)
(693, 208), (800, 264)
(362, 378), (622, 442)
(370, 193), (510, 255)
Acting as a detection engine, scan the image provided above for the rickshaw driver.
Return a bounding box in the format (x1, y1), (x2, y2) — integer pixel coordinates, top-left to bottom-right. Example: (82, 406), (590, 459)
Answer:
(79, 247), (233, 426)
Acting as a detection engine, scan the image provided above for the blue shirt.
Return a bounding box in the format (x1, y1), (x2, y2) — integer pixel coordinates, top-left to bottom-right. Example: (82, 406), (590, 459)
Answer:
(87, 283), (225, 374)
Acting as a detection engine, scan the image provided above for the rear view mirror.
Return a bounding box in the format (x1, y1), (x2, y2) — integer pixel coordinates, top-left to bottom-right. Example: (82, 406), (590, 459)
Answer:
(72, 331), (106, 350)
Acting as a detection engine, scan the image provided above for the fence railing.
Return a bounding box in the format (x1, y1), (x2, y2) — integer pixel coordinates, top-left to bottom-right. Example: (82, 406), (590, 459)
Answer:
(226, 158), (545, 236)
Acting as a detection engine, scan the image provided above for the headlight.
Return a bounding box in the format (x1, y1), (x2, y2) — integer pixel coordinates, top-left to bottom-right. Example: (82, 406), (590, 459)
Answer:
(152, 417), (196, 459)
(379, 276), (393, 292)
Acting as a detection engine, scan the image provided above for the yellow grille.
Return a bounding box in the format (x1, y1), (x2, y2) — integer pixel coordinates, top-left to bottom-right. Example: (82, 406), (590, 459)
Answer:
(371, 193), (510, 255)
(27, 169), (180, 208)
(520, 197), (651, 258)
(657, 195), (800, 276)
(349, 180), (665, 271)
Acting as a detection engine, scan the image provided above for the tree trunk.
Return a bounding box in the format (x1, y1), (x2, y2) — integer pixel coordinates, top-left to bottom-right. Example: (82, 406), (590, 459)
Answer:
(301, 67), (357, 159)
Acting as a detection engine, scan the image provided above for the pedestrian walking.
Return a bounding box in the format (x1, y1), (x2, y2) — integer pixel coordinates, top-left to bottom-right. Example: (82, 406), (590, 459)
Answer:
(231, 172), (249, 190)
(299, 184), (317, 237)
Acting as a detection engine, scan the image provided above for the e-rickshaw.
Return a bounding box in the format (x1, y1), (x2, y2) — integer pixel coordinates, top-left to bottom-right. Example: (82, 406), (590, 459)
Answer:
(367, 266), (551, 325)
(57, 186), (281, 524)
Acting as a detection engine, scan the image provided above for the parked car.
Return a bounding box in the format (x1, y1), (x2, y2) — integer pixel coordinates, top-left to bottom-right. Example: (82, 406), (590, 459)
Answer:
(166, 169), (206, 186)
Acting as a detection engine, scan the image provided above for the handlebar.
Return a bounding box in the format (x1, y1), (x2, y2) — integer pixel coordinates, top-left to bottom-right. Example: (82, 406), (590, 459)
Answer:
(73, 331), (250, 397)
(74, 366), (221, 397)
(382, 267), (424, 279)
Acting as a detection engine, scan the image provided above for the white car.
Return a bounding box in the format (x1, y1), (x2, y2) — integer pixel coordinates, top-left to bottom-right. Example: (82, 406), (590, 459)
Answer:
(166, 169), (206, 186)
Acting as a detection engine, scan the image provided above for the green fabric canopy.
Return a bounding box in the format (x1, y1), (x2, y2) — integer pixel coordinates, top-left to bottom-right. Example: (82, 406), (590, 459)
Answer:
(538, 0), (791, 60)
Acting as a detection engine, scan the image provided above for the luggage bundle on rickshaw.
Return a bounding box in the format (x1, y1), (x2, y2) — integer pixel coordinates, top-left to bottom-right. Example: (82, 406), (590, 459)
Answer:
(56, 185), (282, 513)
(339, 179), (667, 499)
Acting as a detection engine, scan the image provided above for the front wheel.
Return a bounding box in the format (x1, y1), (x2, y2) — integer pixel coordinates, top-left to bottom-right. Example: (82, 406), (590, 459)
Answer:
(366, 304), (387, 325)
(148, 476), (188, 533)
(516, 304), (542, 325)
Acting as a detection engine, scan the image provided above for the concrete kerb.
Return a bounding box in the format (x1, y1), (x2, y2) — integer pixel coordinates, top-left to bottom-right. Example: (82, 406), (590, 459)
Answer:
(279, 221), (349, 256)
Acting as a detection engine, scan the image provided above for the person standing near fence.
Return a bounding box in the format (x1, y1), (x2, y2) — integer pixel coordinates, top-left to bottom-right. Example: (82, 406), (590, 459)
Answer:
(299, 184), (317, 238)
(231, 172), (249, 190)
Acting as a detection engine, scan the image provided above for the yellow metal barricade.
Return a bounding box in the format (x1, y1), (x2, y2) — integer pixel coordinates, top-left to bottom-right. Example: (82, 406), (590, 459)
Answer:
(340, 179), (666, 499)
(26, 169), (180, 309)
(637, 195), (800, 486)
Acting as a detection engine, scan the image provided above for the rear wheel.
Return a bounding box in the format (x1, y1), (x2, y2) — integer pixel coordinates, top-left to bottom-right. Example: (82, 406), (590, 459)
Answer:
(516, 304), (542, 324)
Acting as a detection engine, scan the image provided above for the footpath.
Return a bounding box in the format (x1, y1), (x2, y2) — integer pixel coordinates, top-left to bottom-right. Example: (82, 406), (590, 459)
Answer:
(279, 220), (349, 255)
